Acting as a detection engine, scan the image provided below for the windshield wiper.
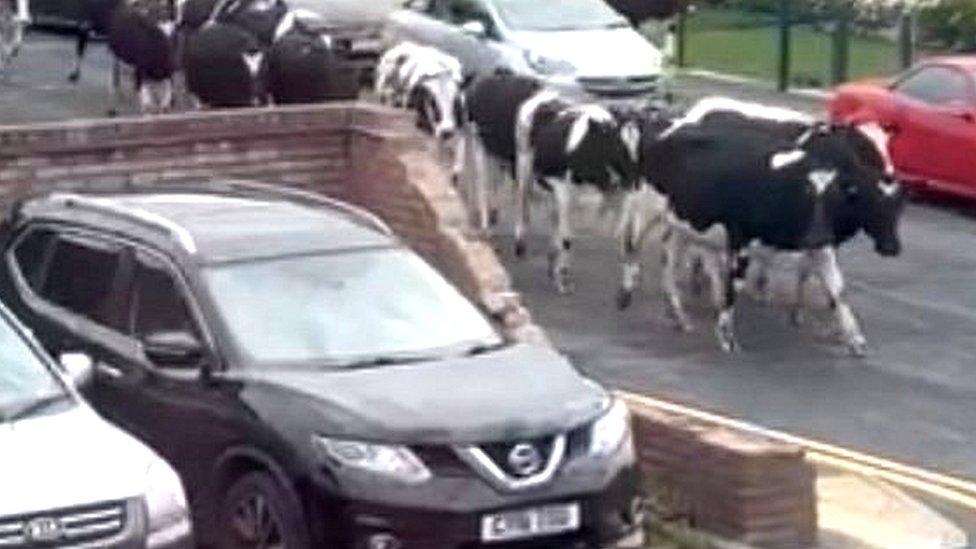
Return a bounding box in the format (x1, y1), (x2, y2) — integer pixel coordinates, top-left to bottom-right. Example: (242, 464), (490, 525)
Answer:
(463, 341), (508, 356)
(5, 393), (70, 423)
(334, 355), (433, 370)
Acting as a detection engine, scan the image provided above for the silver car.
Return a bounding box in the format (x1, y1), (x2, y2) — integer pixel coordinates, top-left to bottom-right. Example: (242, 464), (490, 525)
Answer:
(383, 0), (664, 98)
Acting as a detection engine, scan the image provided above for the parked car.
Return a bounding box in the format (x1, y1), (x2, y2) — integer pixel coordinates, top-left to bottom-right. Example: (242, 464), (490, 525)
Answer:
(0, 299), (192, 549)
(0, 182), (643, 549)
(383, 0), (664, 98)
(829, 56), (976, 200)
(288, 0), (403, 81)
(20, 0), (85, 28)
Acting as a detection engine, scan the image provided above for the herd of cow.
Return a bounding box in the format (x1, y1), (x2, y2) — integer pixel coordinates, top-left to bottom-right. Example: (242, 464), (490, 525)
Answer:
(0, 5), (907, 357)
(1, 0), (348, 112)
(375, 45), (906, 357)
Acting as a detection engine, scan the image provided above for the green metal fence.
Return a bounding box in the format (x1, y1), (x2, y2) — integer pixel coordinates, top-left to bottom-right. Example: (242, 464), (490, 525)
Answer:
(666, 0), (964, 91)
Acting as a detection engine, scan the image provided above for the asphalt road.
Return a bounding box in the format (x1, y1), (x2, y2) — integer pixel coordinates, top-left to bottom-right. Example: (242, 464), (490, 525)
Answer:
(3, 32), (976, 485)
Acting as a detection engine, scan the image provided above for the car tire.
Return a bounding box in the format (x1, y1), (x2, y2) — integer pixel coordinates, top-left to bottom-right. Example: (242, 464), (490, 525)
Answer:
(219, 471), (311, 549)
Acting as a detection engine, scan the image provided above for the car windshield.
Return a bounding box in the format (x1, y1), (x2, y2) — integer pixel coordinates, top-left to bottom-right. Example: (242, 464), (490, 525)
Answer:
(203, 248), (502, 368)
(0, 311), (68, 422)
(491, 0), (628, 31)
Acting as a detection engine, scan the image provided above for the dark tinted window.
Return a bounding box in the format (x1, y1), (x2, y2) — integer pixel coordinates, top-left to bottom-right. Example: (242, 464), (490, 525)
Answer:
(129, 254), (196, 340)
(896, 66), (974, 105)
(41, 235), (123, 329)
(447, 0), (490, 25)
(13, 228), (55, 292)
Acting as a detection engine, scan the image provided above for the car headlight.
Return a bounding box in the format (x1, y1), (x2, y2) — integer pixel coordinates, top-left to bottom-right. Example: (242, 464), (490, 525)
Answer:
(589, 398), (632, 457)
(524, 50), (575, 76)
(313, 436), (432, 484)
(143, 460), (191, 547)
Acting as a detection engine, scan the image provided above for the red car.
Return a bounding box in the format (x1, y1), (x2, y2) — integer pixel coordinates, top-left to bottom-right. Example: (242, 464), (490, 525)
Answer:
(829, 56), (976, 200)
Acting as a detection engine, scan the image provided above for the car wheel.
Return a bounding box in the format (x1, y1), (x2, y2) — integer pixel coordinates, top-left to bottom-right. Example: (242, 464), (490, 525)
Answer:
(220, 471), (310, 549)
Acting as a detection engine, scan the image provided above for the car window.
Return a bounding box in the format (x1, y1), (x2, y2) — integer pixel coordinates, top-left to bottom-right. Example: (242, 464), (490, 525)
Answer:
(203, 248), (501, 367)
(895, 66), (974, 106)
(0, 308), (68, 419)
(40, 234), (124, 330)
(129, 253), (198, 342)
(407, 0), (432, 12)
(446, 0), (492, 26)
(12, 227), (56, 293)
(492, 0), (628, 31)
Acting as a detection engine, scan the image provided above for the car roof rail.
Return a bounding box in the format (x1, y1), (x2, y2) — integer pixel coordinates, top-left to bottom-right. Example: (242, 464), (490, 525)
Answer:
(220, 181), (394, 236)
(47, 193), (198, 254)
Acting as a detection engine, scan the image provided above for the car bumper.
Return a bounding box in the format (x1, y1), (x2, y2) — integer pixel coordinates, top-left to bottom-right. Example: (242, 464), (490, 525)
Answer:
(308, 443), (642, 549)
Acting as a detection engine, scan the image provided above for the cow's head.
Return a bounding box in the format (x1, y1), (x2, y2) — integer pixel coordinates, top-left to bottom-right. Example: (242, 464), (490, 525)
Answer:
(413, 70), (464, 141)
(801, 124), (905, 256)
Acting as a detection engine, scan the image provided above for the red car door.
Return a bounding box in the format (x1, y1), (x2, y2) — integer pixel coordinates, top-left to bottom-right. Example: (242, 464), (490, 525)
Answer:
(888, 64), (976, 195)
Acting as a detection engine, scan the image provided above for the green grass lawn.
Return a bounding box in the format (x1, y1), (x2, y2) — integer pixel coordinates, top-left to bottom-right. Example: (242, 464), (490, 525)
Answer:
(679, 9), (902, 87)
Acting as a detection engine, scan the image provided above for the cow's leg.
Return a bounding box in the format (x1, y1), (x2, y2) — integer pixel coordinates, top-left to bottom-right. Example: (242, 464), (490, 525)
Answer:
(716, 247), (747, 352)
(513, 141), (535, 258)
(661, 229), (693, 332)
(107, 60), (124, 117)
(749, 246), (775, 303)
(702, 249), (727, 317)
(689, 256), (705, 297)
(790, 251), (815, 326)
(813, 246), (868, 357)
(547, 175), (574, 295)
(69, 26), (91, 83)
(451, 128), (467, 188)
(468, 129), (492, 232)
(616, 190), (658, 310)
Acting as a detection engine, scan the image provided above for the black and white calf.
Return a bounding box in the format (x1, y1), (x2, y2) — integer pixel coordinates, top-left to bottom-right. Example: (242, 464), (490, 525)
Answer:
(618, 99), (905, 355)
(511, 91), (646, 293)
(182, 20), (266, 107)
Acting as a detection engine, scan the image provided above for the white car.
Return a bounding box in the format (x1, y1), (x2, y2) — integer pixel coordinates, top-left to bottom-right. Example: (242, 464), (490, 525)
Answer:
(0, 303), (192, 549)
(384, 0), (665, 98)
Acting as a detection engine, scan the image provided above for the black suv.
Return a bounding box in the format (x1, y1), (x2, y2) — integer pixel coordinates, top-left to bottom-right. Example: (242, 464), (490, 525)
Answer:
(0, 182), (642, 549)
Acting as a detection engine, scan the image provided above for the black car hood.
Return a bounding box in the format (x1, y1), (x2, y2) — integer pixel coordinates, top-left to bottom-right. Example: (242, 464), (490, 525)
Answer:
(232, 345), (609, 445)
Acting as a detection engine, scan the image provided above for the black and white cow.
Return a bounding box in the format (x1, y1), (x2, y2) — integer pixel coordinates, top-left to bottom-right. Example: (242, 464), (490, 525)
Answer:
(182, 20), (266, 107)
(265, 28), (339, 104)
(618, 99), (905, 355)
(374, 42), (465, 142)
(462, 72), (544, 231)
(512, 91), (645, 293)
(105, 0), (182, 114)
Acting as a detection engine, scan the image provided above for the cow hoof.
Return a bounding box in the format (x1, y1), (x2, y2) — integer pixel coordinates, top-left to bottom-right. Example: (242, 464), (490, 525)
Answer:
(616, 289), (633, 310)
(67, 72), (79, 84)
(514, 241), (527, 258)
(556, 280), (575, 295)
(106, 109), (118, 118)
(789, 308), (804, 327)
(451, 173), (460, 188)
(848, 339), (870, 358)
(488, 208), (500, 227)
(719, 338), (740, 353)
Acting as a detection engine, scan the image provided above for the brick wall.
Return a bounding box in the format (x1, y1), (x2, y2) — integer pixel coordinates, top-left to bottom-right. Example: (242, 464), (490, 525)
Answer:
(0, 103), (546, 343)
(624, 396), (818, 548)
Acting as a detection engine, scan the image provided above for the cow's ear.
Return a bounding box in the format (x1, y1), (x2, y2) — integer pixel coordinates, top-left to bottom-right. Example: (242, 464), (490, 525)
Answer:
(460, 71), (476, 89)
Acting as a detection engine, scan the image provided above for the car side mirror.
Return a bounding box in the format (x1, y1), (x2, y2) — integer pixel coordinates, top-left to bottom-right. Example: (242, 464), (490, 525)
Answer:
(460, 20), (488, 39)
(142, 331), (204, 369)
(59, 352), (94, 388)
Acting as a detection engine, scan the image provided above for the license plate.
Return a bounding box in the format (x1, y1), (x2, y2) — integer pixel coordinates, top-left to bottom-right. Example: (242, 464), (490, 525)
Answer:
(481, 503), (580, 543)
(352, 38), (382, 53)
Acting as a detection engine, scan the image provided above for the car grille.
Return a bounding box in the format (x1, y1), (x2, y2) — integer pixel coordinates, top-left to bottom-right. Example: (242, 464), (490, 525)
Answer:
(0, 500), (127, 548)
(578, 75), (659, 97)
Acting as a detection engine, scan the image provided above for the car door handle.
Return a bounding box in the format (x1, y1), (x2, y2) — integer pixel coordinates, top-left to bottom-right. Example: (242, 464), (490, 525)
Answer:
(95, 362), (124, 380)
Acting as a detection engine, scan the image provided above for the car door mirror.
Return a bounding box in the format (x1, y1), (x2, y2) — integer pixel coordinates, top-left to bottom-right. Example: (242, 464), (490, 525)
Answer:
(59, 352), (94, 388)
(142, 331), (204, 370)
(460, 19), (487, 39)
(945, 102), (976, 123)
